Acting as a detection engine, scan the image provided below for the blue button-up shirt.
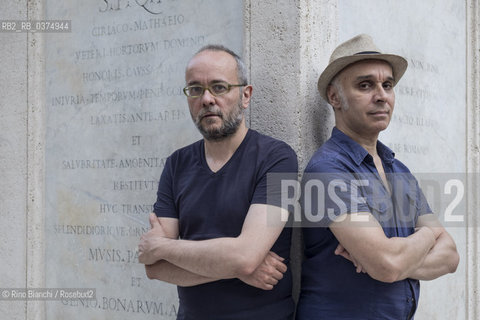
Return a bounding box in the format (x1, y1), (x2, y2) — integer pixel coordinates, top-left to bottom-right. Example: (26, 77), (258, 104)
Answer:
(296, 128), (432, 320)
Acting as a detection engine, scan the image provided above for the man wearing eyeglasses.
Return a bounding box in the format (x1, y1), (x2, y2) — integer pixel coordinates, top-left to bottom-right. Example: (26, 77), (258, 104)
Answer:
(138, 45), (297, 320)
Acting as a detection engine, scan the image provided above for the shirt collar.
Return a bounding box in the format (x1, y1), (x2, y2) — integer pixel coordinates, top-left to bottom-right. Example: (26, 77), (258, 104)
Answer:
(330, 127), (395, 166)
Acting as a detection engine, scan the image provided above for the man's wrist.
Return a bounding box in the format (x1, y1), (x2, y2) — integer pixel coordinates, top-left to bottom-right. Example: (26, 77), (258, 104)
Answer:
(155, 237), (174, 261)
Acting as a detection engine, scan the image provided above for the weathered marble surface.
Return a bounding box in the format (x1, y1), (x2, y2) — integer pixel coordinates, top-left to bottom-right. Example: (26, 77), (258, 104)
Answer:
(44, 1), (243, 318)
(338, 1), (466, 318)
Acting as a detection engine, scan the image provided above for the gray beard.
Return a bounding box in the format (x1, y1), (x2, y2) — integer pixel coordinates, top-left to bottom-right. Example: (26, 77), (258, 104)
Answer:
(195, 101), (244, 141)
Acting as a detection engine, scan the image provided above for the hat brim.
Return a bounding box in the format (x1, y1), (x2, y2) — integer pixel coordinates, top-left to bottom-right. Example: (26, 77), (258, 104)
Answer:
(317, 54), (408, 102)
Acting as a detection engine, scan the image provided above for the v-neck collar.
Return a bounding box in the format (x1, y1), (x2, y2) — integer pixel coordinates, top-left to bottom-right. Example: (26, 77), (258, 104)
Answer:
(199, 129), (252, 176)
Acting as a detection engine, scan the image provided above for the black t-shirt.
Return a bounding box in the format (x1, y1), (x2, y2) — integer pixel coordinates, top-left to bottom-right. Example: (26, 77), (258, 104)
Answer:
(154, 129), (298, 320)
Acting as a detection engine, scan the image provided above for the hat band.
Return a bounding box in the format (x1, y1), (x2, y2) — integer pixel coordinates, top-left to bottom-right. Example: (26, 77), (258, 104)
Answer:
(354, 51), (381, 55)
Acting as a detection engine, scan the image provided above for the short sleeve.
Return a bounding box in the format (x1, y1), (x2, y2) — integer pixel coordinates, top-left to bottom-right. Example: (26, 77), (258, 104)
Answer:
(416, 185), (432, 216)
(252, 142), (298, 207)
(153, 155), (178, 219)
(301, 159), (433, 228)
(300, 159), (374, 227)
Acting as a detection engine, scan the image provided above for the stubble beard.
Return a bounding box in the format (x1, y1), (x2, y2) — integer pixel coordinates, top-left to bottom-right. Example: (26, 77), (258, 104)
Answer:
(194, 99), (244, 141)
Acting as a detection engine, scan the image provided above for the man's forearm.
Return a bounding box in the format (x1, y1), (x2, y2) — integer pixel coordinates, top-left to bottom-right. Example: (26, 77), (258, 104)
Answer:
(158, 237), (260, 279)
(343, 227), (437, 283)
(146, 251), (289, 291)
(332, 214), (437, 283)
(407, 231), (459, 280)
(145, 260), (219, 287)
(142, 205), (286, 280)
(381, 227), (437, 282)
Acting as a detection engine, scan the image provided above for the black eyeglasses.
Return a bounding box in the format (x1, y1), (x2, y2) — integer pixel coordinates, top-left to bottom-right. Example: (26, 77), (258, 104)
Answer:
(183, 81), (247, 98)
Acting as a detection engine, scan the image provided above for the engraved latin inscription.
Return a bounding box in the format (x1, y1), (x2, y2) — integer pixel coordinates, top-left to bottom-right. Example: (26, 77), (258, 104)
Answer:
(45, 1), (243, 318)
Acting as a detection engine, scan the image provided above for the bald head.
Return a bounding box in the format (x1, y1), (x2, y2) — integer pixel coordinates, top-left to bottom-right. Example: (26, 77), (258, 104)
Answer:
(187, 45), (248, 85)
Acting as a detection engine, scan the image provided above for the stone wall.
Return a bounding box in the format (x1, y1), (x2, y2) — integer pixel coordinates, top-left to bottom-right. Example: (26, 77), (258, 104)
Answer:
(0, 1), (478, 319)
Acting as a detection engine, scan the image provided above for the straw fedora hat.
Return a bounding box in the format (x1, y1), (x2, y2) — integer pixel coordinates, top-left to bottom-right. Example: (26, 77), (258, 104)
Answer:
(317, 34), (408, 102)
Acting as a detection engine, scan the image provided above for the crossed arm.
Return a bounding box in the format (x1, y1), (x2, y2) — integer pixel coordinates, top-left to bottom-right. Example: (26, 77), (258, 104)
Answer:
(406, 214), (460, 280)
(141, 216), (217, 287)
(331, 212), (459, 283)
(138, 204), (289, 290)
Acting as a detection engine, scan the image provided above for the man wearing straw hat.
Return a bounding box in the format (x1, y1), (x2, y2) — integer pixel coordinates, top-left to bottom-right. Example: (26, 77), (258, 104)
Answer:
(296, 34), (459, 319)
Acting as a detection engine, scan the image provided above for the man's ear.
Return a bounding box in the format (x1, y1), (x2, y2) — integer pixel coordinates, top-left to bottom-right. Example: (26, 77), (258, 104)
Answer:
(326, 85), (341, 109)
(241, 85), (253, 109)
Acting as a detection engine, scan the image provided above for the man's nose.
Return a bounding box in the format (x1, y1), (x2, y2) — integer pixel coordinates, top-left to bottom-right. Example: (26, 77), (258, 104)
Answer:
(200, 88), (216, 106)
(373, 84), (388, 102)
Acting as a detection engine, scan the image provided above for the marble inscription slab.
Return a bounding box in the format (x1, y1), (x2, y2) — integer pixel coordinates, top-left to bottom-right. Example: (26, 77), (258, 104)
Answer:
(338, 0), (466, 173)
(44, 1), (244, 318)
(337, 1), (466, 319)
